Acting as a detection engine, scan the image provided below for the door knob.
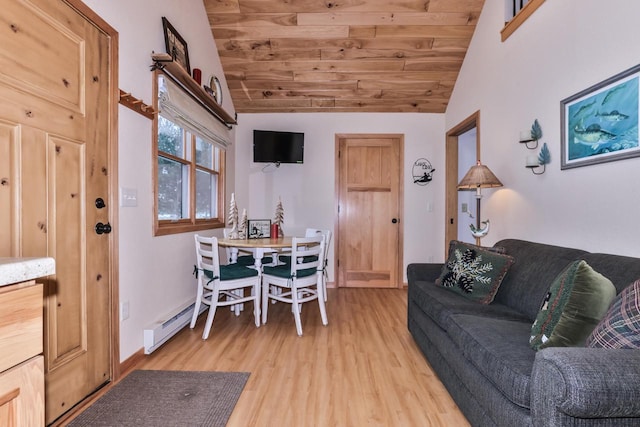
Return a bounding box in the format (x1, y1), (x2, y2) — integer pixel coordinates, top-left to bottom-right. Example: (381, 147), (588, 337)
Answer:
(95, 198), (106, 209)
(391, 218), (398, 224)
(95, 222), (112, 235)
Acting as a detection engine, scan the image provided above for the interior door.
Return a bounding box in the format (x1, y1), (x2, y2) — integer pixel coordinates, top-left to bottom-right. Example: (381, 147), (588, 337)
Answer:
(0, 0), (115, 423)
(336, 134), (403, 288)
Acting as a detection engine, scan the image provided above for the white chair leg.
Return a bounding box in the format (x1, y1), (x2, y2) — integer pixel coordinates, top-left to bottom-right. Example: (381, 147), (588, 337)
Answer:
(229, 289), (245, 315)
(190, 299), (200, 329)
(323, 273), (328, 302)
(292, 287), (303, 336)
(190, 282), (203, 329)
(261, 280), (270, 325)
(202, 289), (220, 339)
(234, 289), (241, 316)
(317, 280), (328, 326)
(253, 282), (261, 327)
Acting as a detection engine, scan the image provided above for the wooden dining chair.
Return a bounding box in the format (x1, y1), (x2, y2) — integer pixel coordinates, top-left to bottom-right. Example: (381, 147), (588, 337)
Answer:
(278, 228), (331, 301)
(262, 235), (328, 336)
(191, 234), (261, 339)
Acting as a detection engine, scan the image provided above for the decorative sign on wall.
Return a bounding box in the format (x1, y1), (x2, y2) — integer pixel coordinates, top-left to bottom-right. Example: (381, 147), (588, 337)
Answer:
(412, 158), (436, 186)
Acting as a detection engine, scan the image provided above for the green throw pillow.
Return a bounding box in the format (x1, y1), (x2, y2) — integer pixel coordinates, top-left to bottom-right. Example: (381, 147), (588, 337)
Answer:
(529, 260), (616, 351)
(436, 241), (514, 304)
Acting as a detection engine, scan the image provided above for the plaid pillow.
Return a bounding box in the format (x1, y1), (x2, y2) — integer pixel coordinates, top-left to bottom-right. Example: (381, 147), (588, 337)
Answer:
(587, 279), (640, 349)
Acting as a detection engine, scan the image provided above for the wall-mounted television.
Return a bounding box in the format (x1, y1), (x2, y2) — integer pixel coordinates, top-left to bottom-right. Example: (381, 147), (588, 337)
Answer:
(253, 130), (304, 164)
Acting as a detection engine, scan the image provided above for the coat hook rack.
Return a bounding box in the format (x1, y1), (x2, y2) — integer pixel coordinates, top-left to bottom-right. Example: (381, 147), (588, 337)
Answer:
(119, 89), (156, 120)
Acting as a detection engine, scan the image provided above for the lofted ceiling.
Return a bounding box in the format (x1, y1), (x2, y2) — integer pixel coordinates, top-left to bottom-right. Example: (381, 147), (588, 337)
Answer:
(204, 0), (485, 113)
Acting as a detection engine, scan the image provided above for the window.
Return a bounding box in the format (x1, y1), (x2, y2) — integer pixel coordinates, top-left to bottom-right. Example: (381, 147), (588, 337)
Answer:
(501, 0), (545, 41)
(154, 72), (228, 235)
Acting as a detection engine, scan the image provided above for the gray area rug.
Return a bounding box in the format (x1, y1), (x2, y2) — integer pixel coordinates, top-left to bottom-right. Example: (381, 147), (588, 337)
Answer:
(68, 370), (249, 427)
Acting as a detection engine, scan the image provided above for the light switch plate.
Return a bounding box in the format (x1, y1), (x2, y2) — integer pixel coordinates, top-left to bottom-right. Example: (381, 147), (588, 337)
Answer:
(426, 201), (433, 212)
(120, 187), (138, 207)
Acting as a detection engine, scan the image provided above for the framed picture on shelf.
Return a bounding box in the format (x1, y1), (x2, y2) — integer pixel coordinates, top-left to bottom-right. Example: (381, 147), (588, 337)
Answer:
(162, 17), (190, 74)
(561, 63), (640, 169)
(247, 219), (271, 239)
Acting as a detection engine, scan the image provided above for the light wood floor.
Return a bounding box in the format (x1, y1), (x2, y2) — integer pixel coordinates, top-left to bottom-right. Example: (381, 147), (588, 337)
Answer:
(80, 288), (469, 426)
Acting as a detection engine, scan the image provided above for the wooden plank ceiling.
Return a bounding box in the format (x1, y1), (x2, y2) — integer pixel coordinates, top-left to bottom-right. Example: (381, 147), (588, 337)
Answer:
(204, 0), (485, 113)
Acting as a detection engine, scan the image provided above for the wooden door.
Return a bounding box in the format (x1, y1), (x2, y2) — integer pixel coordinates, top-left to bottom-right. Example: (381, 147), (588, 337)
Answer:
(0, 0), (116, 423)
(336, 134), (403, 288)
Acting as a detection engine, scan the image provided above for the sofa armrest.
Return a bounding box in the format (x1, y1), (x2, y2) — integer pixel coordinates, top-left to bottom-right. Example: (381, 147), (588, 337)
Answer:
(531, 347), (640, 426)
(407, 263), (444, 284)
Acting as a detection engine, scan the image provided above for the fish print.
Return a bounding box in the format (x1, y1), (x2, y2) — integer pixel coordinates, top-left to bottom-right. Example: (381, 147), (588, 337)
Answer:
(572, 100), (596, 119)
(574, 123), (616, 150)
(596, 110), (629, 122)
(601, 83), (626, 105)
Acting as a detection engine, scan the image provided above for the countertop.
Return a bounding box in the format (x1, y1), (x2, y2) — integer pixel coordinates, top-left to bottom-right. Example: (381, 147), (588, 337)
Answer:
(0, 257), (55, 287)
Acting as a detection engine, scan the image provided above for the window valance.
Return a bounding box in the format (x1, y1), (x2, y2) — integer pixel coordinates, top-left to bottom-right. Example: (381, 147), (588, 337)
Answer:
(158, 74), (231, 149)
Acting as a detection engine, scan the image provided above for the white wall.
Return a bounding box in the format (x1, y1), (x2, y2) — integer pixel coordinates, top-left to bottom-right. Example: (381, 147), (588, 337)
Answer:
(446, 0), (640, 257)
(235, 113), (446, 282)
(82, 0), (236, 361)
(81, 0), (640, 361)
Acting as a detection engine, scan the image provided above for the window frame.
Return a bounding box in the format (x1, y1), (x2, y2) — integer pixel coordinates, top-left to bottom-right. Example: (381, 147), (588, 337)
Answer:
(153, 70), (226, 236)
(501, 0), (545, 42)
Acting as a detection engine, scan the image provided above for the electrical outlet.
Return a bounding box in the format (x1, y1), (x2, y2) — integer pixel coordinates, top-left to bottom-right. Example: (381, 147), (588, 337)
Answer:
(120, 301), (130, 321)
(461, 203), (468, 213)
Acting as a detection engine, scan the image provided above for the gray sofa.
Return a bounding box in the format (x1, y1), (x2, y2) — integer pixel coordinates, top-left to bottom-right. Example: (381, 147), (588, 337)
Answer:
(407, 239), (640, 426)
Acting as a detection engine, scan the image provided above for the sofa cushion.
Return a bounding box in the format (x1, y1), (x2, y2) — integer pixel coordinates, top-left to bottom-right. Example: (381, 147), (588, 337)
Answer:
(492, 239), (589, 321)
(581, 253), (640, 294)
(436, 241), (515, 304)
(447, 239), (507, 256)
(408, 280), (529, 329)
(203, 264), (259, 280)
(587, 279), (640, 349)
(447, 314), (536, 409)
(529, 260), (615, 351)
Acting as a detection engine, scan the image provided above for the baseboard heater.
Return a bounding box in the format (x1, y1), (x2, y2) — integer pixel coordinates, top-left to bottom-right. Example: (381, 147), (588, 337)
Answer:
(143, 300), (206, 354)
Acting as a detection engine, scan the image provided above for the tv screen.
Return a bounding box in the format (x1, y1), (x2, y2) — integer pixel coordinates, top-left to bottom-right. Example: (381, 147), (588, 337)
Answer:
(253, 130), (304, 164)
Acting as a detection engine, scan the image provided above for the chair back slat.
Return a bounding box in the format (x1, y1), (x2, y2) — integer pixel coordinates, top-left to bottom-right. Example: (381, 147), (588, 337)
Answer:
(194, 234), (221, 280)
(305, 228), (332, 266)
(290, 235), (325, 275)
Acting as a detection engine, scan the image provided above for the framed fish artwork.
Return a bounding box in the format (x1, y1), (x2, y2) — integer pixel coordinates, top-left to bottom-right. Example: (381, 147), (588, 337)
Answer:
(561, 63), (640, 169)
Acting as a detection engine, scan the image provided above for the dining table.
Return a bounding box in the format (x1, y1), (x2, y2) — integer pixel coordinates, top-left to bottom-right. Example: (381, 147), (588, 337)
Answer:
(217, 236), (293, 269)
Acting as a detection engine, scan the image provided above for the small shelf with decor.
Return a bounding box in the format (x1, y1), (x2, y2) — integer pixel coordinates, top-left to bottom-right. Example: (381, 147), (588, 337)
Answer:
(151, 52), (237, 127)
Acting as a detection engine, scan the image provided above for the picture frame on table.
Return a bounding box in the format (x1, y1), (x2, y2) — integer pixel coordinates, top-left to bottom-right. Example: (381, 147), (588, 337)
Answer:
(248, 219), (271, 239)
(162, 17), (190, 74)
(561, 63), (640, 169)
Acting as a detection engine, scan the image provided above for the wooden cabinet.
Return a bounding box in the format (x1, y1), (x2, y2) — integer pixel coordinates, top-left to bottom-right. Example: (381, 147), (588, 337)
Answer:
(0, 280), (44, 426)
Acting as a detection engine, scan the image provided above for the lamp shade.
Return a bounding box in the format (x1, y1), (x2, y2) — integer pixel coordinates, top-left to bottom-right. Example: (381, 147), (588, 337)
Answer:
(457, 161), (503, 190)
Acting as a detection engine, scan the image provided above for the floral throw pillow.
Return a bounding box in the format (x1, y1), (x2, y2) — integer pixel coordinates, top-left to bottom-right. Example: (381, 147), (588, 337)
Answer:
(436, 241), (515, 304)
